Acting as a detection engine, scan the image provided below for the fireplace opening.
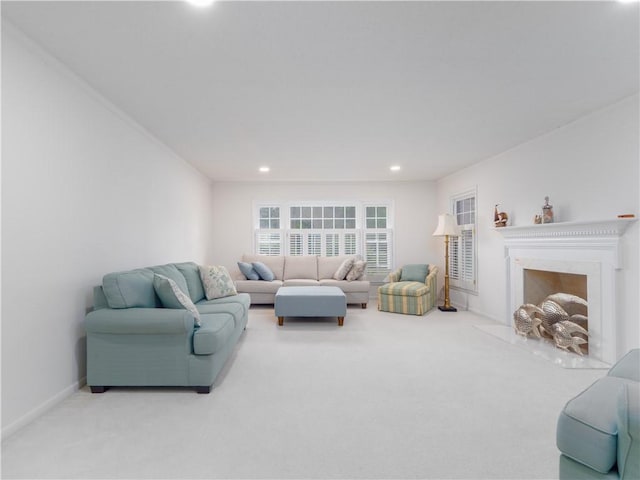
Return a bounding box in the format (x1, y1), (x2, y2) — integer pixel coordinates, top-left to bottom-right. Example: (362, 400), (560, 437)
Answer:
(523, 269), (588, 354)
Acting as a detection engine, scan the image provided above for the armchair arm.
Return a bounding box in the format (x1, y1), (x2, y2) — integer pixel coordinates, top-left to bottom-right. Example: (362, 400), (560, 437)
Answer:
(425, 266), (438, 309)
(425, 265), (438, 286)
(388, 268), (402, 283)
(85, 308), (196, 335)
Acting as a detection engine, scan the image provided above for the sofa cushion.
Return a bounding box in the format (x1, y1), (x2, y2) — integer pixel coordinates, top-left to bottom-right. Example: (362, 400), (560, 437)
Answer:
(318, 255), (356, 279)
(283, 279), (321, 287)
(400, 264), (429, 282)
(284, 255), (318, 280)
(197, 292), (251, 314)
(333, 258), (354, 280)
(379, 281), (429, 297)
(102, 268), (157, 309)
(196, 301), (245, 329)
(199, 265), (238, 300)
(153, 274), (202, 327)
(238, 261), (260, 280)
(192, 313), (235, 355)
(242, 254), (285, 280)
(252, 262), (275, 281)
(558, 455), (619, 480)
(235, 279), (283, 294)
(173, 262), (206, 303)
(608, 348), (640, 382)
(346, 260), (367, 281)
(557, 376), (634, 474)
(149, 264), (190, 297)
(618, 382), (640, 479)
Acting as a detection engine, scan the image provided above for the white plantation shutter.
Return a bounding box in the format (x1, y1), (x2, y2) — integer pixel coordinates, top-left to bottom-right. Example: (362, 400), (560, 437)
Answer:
(344, 232), (357, 255)
(461, 229), (474, 283)
(449, 236), (460, 281)
(308, 233), (321, 256)
(287, 231), (363, 256)
(325, 233), (339, 256)
(289, 233), (303, 256)
(449, 229), (474, 284)
(255, 231), (282, 256)
(365, 230), (392, 276)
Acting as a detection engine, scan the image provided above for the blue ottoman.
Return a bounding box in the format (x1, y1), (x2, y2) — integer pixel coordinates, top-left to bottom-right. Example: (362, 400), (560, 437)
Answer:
(275, 286), (347, 326)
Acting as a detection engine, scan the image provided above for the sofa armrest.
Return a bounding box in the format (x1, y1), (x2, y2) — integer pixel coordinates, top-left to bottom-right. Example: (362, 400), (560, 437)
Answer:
(85, 308), (197, 335)
(618, 382), (640, 479)
(609, 348), (640, 382)
(93, 286), (109, 310)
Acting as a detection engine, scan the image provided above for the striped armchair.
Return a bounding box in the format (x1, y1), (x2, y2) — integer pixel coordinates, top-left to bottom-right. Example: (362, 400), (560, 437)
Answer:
(377, 265), (438, 315)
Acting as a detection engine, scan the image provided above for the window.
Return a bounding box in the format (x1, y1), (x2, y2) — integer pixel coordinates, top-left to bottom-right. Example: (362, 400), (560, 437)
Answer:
(449, 189), (477, 293)
(259, 206), (280, 229)
(287, 205), (358, 256)
(255, 206), (282, 255)
(290, 206), (357, 230)
(364, 206), (392, 276)
(254, 201), (393, 277)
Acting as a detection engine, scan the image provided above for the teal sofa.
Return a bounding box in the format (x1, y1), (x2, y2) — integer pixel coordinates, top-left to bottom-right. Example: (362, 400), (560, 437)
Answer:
(85, 262), (250, 394)
(557, 348), (639, 479)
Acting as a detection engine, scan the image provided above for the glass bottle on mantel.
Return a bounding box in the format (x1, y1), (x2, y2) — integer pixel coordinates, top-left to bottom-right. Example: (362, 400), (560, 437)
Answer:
(542, 196), (554, 224)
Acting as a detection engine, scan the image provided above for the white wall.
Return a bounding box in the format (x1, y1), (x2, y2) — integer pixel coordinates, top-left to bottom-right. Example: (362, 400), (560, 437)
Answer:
(436, 95), (640, 358)
(209, 181), (439, 279)
(1, 23), (213, 437)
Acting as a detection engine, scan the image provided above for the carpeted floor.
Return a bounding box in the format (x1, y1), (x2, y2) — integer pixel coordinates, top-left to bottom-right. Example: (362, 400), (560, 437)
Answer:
(1, 306), (605, 479)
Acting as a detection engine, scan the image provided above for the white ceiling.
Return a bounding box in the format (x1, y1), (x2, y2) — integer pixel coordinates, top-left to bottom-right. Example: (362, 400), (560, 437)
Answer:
(2, 1), (638, 182)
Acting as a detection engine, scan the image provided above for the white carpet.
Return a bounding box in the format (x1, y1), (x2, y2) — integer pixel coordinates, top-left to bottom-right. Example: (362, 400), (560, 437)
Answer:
(1, 307), (605, 479)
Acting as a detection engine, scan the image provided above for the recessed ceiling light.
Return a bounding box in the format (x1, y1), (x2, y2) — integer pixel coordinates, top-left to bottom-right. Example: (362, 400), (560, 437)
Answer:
(185, 0), (215, 7)
(259, 166), (270, 173)
(390, 165), (401, 172)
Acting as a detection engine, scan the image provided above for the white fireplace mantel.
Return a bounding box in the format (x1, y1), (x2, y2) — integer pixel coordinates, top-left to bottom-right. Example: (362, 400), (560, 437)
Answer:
(495, 218), (636, 239)
(498, 217), (636, 365)
(496, 218), (636, 269)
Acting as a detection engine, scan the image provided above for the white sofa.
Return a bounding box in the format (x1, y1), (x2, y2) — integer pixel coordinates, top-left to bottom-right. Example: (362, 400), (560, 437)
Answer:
(234, 254), (370, 308)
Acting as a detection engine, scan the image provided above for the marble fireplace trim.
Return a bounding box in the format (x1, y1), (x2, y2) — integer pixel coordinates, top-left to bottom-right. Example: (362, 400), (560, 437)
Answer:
(497, 219), (635, 365)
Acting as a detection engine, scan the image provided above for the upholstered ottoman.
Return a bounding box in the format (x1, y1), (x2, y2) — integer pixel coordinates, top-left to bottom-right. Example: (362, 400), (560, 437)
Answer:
(377, 282), (430, 315)
(275, 286), (347, 326)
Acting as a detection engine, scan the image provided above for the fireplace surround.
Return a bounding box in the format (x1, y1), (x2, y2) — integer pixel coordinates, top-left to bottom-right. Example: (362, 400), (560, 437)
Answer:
(497, 219), (635, 365)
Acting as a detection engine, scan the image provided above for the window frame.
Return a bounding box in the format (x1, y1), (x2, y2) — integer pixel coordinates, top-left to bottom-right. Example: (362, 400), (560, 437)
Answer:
(253, 200), (394, 277)
(449, 187), (478, 294)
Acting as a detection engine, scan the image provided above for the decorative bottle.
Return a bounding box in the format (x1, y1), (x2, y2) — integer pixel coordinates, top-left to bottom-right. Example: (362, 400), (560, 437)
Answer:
(542, 196), (554, 224)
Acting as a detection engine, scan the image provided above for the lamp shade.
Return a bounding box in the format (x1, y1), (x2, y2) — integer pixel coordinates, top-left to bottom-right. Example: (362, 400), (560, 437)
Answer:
(433, 213), (461, 237)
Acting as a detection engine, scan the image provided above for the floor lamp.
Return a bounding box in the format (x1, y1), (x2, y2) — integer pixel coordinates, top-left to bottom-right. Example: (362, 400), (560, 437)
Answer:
(433, 213), (461, 312)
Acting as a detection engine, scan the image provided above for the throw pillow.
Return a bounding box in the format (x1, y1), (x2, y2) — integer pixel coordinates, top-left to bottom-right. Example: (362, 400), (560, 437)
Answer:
(252, 261), (275, 281)
(333, 258), (354, 280)
(400, 264), (429, 283)
(199, 265), (238, 300)
(153, 274), (201, 327)
(238, 261), (260, 281)
(346, 260), (367, 281)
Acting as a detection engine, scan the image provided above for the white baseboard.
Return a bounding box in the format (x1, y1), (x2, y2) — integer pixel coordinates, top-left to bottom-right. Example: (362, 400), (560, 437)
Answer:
(466, 306), (501, 324)
(2, 377), (86, 441)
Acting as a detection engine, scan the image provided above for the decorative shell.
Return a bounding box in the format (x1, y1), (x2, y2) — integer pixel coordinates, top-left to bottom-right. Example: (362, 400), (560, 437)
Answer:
(552, 321), (588, 355)
(513, 304), (544, 338)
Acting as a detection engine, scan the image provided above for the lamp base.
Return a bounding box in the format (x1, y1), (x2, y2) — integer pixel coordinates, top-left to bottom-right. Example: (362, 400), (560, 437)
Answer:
(438, 305), (458, 312)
